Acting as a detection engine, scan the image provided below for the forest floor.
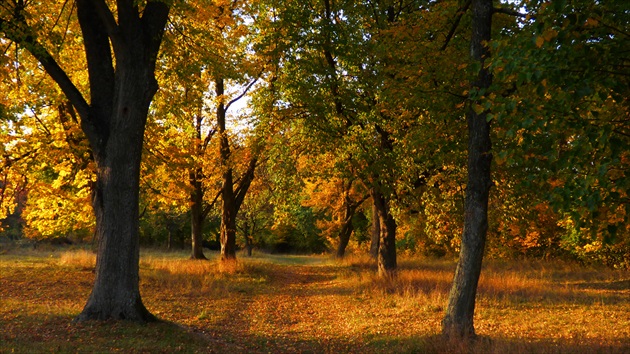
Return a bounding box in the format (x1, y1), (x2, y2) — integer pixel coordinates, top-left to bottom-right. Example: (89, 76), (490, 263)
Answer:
(1, 246), (629, 353)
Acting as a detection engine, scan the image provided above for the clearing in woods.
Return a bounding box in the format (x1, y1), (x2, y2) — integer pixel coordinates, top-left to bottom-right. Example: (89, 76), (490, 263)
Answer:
(1, 248), (629, 353)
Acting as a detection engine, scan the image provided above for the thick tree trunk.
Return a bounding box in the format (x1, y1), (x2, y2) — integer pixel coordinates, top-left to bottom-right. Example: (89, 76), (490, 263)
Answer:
(442, 0), (493, 339)
(372, 188), (396, 277)
(190, 169), (207, 259)
(76, 67), (158, 322)
(370, 202), (380, 259)
(77, 148), (154, 321)
(73, 1), (169, 323)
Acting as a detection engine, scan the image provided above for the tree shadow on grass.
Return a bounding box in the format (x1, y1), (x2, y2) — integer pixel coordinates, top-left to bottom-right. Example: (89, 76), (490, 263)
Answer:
(4, 303), (629, 354)
(573, 279), (630, 291)
(1, 313), (209, 353)
(174, 326), (630, 354)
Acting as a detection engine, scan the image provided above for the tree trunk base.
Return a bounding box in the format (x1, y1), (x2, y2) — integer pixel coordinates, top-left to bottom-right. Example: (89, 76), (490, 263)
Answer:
(441, 317), (477, 340)
(74, 297), (157, 323)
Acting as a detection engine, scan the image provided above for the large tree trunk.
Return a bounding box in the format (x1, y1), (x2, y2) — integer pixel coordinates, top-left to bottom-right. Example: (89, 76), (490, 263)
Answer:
(77, 119), (154, 321)
(72, 1), (169, 322)
(220, 169), (238, 260)
(372, 188), (397, 277)
(442, 0), (493, 339)
(190, 169), (207, 259)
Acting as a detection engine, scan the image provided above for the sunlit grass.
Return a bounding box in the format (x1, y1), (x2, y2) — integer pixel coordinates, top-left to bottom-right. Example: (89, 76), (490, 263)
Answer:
(1, 248), (628, 353)
(58, 249), (96, 269)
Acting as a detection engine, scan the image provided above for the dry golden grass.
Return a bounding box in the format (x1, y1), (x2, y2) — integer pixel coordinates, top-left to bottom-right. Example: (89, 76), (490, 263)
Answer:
(58, 249), (96, 269)
(1, 248), (628, 353)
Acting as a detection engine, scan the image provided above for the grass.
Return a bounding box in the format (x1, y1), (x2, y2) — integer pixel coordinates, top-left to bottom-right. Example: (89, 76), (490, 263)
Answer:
(1, 247), (629, 353)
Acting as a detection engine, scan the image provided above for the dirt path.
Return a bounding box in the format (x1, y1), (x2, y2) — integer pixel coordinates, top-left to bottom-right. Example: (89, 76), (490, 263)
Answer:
(185, 263), (372, 353)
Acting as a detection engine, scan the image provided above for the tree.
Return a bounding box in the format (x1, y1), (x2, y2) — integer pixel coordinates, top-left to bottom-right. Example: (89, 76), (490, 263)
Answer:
(1, 0), (170, 322)
(150, 0), (262, 261)
(489, 0), (630, 267)
(303, 177), (368, 258)
(442, 0), (494, 338)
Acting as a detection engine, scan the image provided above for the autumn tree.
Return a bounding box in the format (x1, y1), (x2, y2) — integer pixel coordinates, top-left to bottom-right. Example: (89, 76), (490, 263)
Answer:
(190, 0), (261, 261)
(489, 0), (630, 267)
(1, 0), (170, 321)
(257, 0), (472, 275)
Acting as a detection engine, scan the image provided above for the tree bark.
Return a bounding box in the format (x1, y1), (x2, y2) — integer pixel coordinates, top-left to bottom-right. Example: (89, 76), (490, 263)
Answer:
(335, 214), (355, 258)
(372, 188), (397, 277)
(190, 168), (207, 259)
(243, 221), (254, 257)
(335, 183), (366, 258)
(216, 78), (238, 261)
(370, 201), (380, 259)
(77, 118), (154, 321)
(442, 0), (493, 339)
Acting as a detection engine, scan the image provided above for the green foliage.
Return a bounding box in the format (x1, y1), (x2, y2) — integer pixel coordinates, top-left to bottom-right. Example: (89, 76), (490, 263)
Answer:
(1, 0), (628, 268)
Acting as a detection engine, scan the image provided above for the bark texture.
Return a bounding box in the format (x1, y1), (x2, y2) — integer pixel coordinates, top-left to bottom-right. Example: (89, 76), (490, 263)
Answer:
(335, 182), (366, 258)
(190, 168), (207, 259)
(1, 0), (170, 322)
(74, 0), (169, 322)
(372, 188), (397, 277)
(370, 202), (380, 259)
(442, 0), (493, 338)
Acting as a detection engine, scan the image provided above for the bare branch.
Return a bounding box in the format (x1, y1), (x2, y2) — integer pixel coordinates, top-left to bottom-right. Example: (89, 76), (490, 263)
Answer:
(225, 76), (261, 111)
(441, 0), (471, 51)
(493, 6), (528, 19)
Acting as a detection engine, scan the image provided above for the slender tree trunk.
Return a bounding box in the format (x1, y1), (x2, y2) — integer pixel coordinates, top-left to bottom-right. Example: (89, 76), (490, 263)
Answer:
(372, 188), (396, 277)
(215, 78), (257, 261)
(335, 214), (354, 258)
(190, 169), (206, 259)
(244, 221), (253, 257)
(370, 201), (380, 259)
(442, 0), (493, 339)
(220, 169), (238, 260)
(216, 78), (238, 261)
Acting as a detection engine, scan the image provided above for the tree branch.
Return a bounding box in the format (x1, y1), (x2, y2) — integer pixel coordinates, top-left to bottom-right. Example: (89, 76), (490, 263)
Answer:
(202, 128), (217, 151)
(0, 17), (90, 125)
(141, 0), (170, 67)
(441, 0), (471, 51)
(492, 6), (528, 19)
(234, 157), (258, 211)
(202, 189), (222, 219)
(88, 0), (122, 46)
(225, 76), (260, 111)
